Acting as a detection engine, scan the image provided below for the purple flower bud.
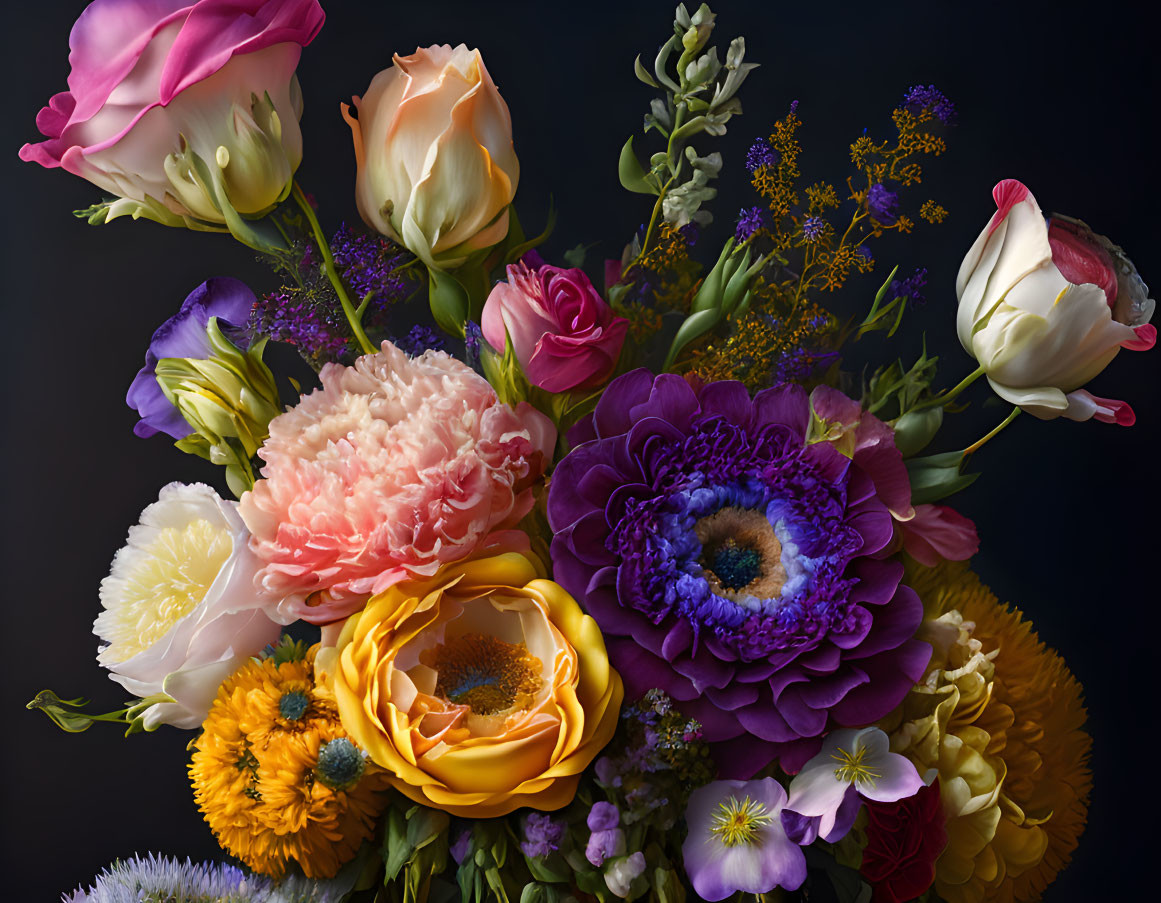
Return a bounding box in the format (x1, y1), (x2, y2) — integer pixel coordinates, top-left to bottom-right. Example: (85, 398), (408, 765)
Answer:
(594, 757), (623, 787)
(450, 829), (473, 865)
(585, 828), (626, 868)
(520, 812), (565, 859)
(587, 801), (621, 832)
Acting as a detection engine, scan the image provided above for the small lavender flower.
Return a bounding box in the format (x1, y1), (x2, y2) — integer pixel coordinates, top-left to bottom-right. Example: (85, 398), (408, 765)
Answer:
(801, 217), (826, 242)
(464, 321), (483, 368)
(890, 266), (929, 307)
(857, 245), (874, 263)
(394, 324), (446, 357)
(520, 812), (566, 858)
(735, 206), (767, 242)
(588, 801), (621, 831)
(866, 183), (899, 226)
(251, 287), (351, 360)
(745, 138), (778, 173)
(902, 84), (956, 124)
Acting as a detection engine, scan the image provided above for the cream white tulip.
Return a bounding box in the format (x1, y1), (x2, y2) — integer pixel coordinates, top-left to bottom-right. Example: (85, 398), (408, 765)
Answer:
(956, 179), (1155, 424)
(343, 44), (519, 268)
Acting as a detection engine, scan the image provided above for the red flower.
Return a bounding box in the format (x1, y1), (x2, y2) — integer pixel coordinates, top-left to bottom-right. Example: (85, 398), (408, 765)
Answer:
(860, 780), (947, 903)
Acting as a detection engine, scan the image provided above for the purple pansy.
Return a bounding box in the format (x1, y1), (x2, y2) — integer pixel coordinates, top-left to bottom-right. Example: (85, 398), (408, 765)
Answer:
(682, 778), (806, 901)
(126, 278), (255, 439)
(547, 374), (929, 775)
(782, 727), (924, 843)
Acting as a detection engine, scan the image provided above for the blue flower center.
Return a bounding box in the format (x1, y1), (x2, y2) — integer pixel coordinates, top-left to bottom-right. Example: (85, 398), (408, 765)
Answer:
(316, 737), (365, 790)
(708, 540), (763, 590)
(278, 689), (310, 721)
(431, 634), (544, 716)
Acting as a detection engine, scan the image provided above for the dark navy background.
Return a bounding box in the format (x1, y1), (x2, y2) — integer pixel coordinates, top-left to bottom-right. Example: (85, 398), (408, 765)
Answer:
(2, 0), (1157, 899)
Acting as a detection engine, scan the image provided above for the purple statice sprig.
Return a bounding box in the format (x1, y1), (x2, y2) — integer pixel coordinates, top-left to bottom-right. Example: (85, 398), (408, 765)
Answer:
(745, 137), (778, 174)
(890, 266), (929, 308)
(252, 226), (421, 368)
(902, 84), (956, 125)
(736, 206), (767, 242)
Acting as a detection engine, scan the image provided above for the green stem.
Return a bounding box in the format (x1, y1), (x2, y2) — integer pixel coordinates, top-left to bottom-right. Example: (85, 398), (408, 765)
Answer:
(291, 181), (376, 355)
(629, 104), (689, 272)
(964, 406), (1020, 456)
(916, 364), (986, 411)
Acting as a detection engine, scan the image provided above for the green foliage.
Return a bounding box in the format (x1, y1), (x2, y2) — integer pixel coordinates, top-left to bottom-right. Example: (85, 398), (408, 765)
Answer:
(456, 822), (514, 903)
(26, 689), (171, 736)
(381, 801), (451, 903)
(260, 634), (310, 665)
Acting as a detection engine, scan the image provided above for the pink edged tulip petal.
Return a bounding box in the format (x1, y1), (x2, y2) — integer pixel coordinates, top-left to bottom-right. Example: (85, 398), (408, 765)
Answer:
(1063, 390), (1136, 426)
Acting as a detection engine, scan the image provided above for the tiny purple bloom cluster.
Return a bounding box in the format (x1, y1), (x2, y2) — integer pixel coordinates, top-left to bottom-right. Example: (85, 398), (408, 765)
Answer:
(802, 217), (825, 241)
(867, 183), (899, 226)
(902, 84), (956, 125)
(735, 206), (767, 242)
(890, 267), (929, 308)
(745, 137), (778, 173)
(520, 812), (566, 859)
(393, 324), (446, 357)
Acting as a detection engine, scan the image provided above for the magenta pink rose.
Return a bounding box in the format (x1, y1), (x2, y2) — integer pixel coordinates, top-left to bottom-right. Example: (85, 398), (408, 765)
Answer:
(482, 261), (629, 393)
(19, 0), (324, 225)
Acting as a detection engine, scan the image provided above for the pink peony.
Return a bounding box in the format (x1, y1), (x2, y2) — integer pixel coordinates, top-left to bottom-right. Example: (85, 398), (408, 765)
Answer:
(482, 262), (628, 393)
(900, 504), (979, 566)
(239, 342), (556, 624)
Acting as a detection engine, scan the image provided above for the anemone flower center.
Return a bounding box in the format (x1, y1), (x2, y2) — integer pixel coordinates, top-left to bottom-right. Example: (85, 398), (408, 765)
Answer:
(695, 507), (787, 600)
(831, 744), (880, 787)
(433, 634), (544, 716)
(709, 795), (774, 847)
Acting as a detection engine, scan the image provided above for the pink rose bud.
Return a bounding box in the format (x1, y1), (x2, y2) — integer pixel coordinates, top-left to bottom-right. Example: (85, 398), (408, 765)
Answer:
(482, 262), (629, 393)
(19, 0), (325, 228)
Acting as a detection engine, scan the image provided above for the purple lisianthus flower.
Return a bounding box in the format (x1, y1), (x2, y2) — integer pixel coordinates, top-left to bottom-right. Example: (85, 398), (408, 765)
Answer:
(548, 374), (929, 775)
(126, 278), (255, 439)
(682, 778), (806, 901)
(867, 183), (899, 226)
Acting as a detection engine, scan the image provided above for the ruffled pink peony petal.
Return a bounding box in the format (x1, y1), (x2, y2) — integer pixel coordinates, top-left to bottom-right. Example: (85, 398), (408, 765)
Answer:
(239, 342), (554, 623)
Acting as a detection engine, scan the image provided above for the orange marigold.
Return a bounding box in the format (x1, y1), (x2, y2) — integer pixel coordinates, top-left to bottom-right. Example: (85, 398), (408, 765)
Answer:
(190, 644), (391, 878)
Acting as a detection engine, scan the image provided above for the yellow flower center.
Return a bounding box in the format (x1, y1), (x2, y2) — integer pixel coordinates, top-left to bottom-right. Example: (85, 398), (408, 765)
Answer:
(832, 744), (880, 787)
(709, 795), (774, 847)
(431, 634), (543, 716)
(103, 519), (232, 662)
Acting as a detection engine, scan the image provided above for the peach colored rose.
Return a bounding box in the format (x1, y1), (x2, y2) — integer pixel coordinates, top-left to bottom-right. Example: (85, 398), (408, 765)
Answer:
(343, 44), (518, 267)
(239, 342), (555, 625)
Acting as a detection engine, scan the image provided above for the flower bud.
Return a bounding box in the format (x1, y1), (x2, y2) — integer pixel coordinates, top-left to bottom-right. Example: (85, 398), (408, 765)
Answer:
(344, 45), (519, 269)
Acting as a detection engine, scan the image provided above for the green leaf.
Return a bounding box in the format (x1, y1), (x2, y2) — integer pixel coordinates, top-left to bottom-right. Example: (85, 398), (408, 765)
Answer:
(618, 137), (658, 195)
(906, 451), (979, 505)
(633, 54), (661, 88)
(428, 267), (471, 337)
(383, 806), (411, 882)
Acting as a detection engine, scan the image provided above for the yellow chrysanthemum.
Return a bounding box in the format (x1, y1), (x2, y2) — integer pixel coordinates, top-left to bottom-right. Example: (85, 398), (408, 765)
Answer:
(190, 644), (391, 878)
(886, 561), (1091, 903)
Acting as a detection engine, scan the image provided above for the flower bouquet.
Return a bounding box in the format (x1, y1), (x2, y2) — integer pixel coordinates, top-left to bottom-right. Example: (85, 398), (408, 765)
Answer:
(15, 2), (1156, 902)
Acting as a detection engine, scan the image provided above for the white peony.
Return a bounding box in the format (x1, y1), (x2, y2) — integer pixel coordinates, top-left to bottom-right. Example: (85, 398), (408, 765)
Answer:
(95, 482), (281, 729)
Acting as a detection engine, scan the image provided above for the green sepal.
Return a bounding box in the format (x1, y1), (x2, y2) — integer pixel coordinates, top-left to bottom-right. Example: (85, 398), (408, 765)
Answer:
(428, 267), (471, 338)
(504, 203), (557, 266)
(618, 136), (658, 195)
(185, 145), (293, 255)
(906, 451), (979, 505)
(27, 689), (172, 736)
(520, 883), (575, 903)
(260, 634), (310, 665)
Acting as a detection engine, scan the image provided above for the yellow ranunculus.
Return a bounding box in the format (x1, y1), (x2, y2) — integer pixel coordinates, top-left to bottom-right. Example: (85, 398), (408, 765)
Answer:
(315, 551), (622, 817)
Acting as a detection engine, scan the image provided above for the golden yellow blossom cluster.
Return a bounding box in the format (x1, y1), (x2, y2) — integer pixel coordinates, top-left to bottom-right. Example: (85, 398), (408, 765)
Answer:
(885, 562), (1091, 903)
(190, 645), (391, 878)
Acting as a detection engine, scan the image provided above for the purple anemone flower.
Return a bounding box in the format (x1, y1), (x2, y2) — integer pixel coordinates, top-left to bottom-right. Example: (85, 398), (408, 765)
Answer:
(126, 278), (256, 439)
(547, 373), (929, 775)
